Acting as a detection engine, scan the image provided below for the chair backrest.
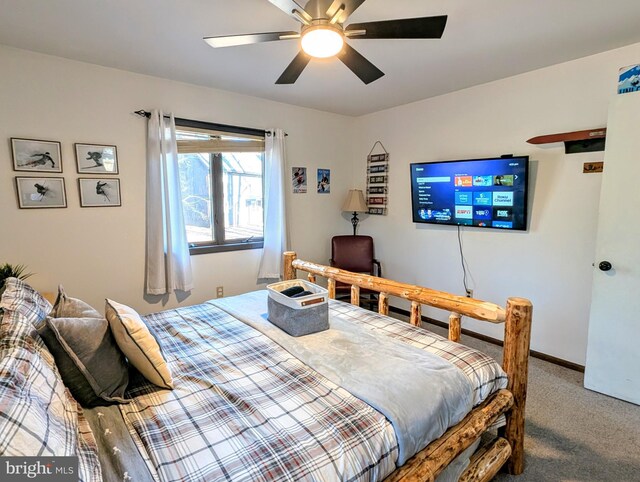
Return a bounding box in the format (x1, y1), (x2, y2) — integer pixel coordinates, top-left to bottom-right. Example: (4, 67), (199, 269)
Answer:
(331, 235), (374, 273)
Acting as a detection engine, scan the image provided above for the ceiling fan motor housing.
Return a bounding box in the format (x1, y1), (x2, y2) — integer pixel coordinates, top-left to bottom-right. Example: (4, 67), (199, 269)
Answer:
(304, 0), (339, 20)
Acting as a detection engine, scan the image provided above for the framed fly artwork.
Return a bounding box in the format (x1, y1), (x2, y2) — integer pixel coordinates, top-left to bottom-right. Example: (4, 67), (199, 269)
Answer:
(78, 178), (121, 207)
(15, 177), (67, 208)
(75, 143), (119, 174)
(11, 138), (63, 173)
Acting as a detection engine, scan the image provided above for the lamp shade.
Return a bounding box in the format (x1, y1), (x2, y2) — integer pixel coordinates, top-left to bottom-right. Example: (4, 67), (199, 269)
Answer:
(342, 189), (368, 212)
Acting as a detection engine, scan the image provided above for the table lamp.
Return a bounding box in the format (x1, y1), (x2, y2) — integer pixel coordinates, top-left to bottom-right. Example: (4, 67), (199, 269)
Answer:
(342, 189), (368, 235)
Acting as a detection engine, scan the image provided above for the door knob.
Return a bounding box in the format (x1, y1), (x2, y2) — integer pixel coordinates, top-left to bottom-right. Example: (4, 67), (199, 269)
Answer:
(598, 261), (612, 272)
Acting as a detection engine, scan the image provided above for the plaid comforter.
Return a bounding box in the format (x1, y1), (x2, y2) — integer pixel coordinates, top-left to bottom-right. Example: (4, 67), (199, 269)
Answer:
(120, 303), (398, 482)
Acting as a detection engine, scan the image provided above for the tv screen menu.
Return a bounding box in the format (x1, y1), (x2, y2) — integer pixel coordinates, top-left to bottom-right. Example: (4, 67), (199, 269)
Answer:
(410, 156), (529, 230)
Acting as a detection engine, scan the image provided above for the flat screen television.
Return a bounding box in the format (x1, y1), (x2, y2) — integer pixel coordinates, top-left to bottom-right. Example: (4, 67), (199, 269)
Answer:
(410, 156), (529, 230)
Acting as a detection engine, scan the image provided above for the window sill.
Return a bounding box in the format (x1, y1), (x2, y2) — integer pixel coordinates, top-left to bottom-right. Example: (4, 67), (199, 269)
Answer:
(189, 241), (264, 256)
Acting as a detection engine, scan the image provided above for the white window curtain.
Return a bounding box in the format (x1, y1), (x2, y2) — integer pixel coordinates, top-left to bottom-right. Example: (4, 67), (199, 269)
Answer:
(258, 129), (289, 281)
(146, 110), (193, 295)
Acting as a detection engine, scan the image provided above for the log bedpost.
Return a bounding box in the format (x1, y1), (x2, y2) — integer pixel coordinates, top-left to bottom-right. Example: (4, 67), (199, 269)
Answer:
(327, 279), (336, 299)
(410, 301), (422, 327)
(378, 293), (390, 316)
(501, 297), (533, 475)
(449, 312), (462, 343)
(283, 251), (297, 281)
(351, 285), (360, 306)
(308, 273), (316, 283)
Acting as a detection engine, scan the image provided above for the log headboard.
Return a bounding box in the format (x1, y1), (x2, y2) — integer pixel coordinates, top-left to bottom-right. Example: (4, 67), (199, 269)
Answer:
(283, 251), (533, 479)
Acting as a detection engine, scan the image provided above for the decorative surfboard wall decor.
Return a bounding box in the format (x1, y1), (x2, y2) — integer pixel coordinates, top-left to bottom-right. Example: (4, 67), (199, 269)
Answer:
(366, 141), (389, 215)
(527, 128), (607, 154)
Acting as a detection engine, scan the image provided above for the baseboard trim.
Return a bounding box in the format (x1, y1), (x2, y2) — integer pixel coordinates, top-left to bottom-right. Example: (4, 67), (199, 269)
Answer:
(388, 306), (585, 373)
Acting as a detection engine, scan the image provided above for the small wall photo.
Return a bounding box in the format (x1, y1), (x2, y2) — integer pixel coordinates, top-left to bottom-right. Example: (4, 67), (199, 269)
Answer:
(15, 177), (67, 208)
(317, 168), (330, 194)
(78, 178), (121, 207)
(11, 138), (62, 173)
(75, 143), (118, 173)
(292, 167), (307, 193)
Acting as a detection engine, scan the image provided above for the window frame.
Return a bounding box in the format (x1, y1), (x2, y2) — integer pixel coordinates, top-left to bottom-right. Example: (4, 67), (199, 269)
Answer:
(175, 117), (266, 255)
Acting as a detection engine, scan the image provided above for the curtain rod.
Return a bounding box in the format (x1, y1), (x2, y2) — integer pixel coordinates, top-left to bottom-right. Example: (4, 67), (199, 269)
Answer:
(134, 110), (287, 137)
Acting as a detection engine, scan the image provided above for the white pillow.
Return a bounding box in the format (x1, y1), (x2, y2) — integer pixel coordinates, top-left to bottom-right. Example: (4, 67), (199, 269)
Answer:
(105, 299), (173, 389)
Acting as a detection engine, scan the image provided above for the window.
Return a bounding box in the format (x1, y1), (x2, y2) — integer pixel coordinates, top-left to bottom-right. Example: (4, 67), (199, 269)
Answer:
(176, 119), (265, 254)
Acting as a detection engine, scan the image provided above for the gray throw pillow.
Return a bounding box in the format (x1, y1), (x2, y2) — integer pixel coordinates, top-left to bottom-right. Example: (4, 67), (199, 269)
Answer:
(37, 316), (130, 408)
(50, 285), (101, 319)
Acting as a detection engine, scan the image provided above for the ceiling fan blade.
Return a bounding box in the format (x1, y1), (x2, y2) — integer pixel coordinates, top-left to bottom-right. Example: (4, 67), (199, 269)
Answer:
(267, 0), (312, 23)
(336, 43), (384, 84)
(326, 0), (367, 24)
(345, 15), (448, 39)
(276, 51), (312, 84)
(204, 31), (299, 48)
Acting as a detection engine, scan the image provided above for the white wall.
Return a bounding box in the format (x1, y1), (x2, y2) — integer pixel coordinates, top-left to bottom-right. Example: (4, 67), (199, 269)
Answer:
(4, 41), (640, 366)
(354, 42), (640, 365)
(0, 46), (354, 313)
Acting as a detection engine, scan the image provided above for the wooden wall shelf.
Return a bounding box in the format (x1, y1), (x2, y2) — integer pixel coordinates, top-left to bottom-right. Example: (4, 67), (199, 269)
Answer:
(527, 128), (607, 153)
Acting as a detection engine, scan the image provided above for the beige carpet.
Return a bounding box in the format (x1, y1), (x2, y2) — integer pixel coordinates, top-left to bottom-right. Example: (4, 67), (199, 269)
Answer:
(487, 343), (640, 482)
(396, 315), (640, 481)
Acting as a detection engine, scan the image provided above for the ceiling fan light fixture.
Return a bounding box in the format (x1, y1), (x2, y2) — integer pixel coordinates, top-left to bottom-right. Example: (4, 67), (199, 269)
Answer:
(301, 26), (344, 58)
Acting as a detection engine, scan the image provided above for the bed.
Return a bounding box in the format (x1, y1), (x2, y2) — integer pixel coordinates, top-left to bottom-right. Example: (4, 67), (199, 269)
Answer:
(0, 251), (532, 482)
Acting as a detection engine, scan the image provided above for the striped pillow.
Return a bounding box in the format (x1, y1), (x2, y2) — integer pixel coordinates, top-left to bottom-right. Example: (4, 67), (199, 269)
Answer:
(105, 299), (173, 389)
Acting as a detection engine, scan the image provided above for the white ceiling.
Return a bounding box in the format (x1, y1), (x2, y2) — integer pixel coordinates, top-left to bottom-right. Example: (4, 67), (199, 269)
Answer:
(2, 0), (640, 116)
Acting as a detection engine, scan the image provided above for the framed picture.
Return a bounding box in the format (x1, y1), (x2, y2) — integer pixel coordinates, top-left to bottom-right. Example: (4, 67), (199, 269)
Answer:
(78, 178), (121, 207)
(292, 167), (307, 193)
(75, 143), (118, 174)
(15, 177), (67, 208)
(11, 138), (62, 173)
(317, 168), (330, 194)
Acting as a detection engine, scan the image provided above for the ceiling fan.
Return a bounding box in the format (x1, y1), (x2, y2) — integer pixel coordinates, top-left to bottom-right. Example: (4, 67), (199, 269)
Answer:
(203, 0), (447, 85)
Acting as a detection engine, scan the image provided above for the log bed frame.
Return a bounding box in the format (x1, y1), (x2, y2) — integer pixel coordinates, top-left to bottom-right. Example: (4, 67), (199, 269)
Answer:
(283, 251), (533, 482)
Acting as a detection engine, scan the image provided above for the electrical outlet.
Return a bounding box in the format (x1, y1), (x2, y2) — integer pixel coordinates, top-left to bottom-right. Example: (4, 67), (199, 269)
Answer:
(466, 289), (473, 298)
(216, 286), (224, 298)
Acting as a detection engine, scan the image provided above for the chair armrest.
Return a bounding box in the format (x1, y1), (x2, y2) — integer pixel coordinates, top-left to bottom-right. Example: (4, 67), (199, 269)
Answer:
(373, 259), (382, 278)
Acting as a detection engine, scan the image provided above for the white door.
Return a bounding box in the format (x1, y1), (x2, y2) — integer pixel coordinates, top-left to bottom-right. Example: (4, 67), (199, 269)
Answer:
(584, 91), (640, 405)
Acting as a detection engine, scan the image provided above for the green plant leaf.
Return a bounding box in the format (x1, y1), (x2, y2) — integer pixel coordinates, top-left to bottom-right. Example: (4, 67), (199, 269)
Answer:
(0, 263), (34, 290)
